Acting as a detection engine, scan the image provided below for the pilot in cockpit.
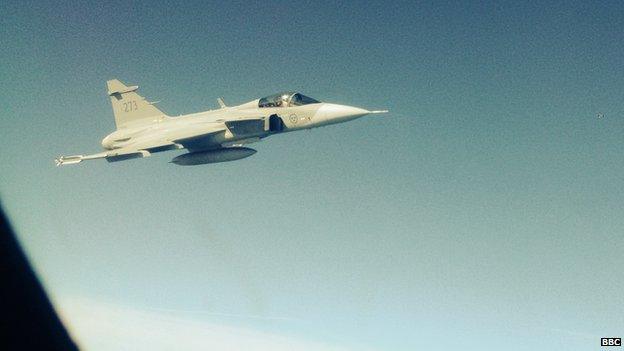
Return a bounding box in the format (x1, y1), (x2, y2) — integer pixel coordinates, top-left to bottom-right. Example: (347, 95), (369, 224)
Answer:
(258, 92), (321, 108)
(275, 94), (289, 107)
(274, 96), (284, 107)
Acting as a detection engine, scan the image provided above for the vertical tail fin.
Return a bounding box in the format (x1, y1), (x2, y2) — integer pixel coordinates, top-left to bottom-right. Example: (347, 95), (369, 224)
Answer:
(107, 79), (168, 129)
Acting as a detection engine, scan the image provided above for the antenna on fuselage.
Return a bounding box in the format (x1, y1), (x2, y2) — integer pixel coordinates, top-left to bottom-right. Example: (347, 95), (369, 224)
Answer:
(217, 97), (227, 109)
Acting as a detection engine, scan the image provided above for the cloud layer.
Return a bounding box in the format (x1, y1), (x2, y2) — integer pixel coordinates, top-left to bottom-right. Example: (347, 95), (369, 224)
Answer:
(56, 297), (356, 351)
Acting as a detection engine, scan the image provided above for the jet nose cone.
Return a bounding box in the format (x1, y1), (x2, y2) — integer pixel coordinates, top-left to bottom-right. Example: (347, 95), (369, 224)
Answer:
(342, 105), (370, 118)
(317, 104), (370, 124)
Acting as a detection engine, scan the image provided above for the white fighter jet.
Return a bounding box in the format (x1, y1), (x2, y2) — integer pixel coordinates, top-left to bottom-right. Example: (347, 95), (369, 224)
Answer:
(55, 79), (388, 166)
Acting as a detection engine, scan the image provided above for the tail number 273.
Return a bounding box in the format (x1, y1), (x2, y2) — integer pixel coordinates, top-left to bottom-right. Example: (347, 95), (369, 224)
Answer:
(123, 101), (138, 112)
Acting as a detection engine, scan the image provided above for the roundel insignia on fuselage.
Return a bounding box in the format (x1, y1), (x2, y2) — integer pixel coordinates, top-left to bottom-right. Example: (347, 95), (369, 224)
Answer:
(289, 114), (298, 124)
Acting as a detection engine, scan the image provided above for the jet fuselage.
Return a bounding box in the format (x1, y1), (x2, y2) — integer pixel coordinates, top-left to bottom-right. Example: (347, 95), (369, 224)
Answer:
(55, 80), (387, 166)
(100, 101), (370, 151)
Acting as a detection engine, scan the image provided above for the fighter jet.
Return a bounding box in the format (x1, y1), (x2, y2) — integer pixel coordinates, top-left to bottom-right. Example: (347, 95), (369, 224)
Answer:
(55, 79), (388, 166)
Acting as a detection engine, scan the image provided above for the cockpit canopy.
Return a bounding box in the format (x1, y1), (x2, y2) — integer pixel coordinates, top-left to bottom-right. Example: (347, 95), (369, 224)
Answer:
(258, 92), (320, 108)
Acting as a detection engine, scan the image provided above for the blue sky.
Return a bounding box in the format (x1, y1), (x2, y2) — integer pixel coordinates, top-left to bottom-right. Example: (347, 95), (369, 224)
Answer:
(1, 1), (623, 350)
